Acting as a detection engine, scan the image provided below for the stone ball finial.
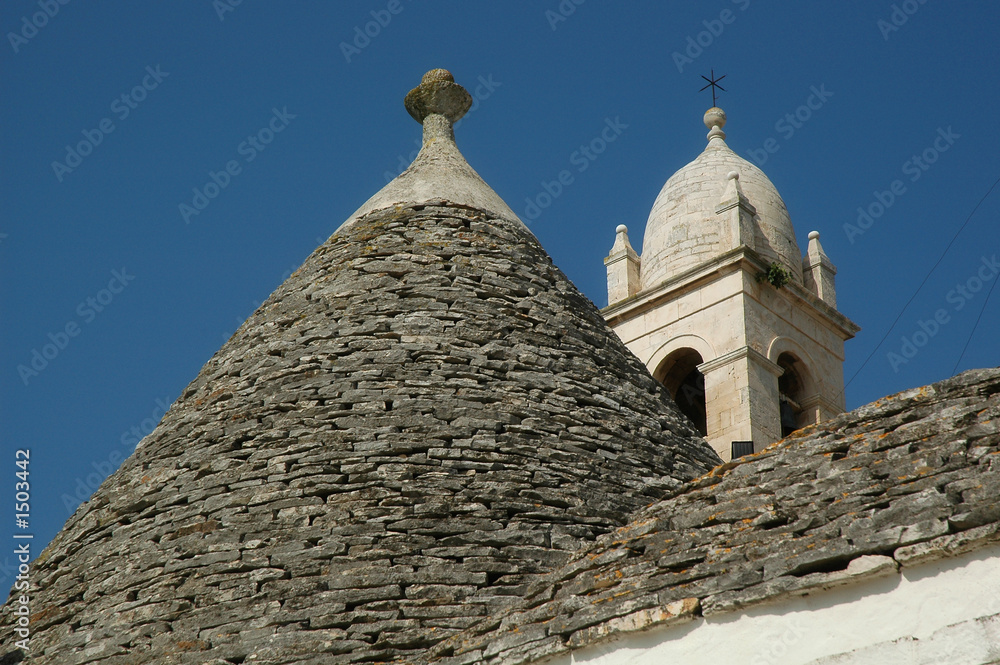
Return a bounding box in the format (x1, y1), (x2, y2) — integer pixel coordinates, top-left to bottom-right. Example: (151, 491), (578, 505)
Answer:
(808, 231), (820, 240)
(422, 68), (454, 84)
(404, 68), (473, 124)
(727, 170), (740, 181)
(616, 224), (628, 234)
(704, 107), (727, 141)
(704, 107), (727, 129)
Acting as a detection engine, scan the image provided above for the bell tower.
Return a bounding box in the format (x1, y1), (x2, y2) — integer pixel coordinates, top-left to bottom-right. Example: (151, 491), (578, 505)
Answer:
(603, 107), (860, 461)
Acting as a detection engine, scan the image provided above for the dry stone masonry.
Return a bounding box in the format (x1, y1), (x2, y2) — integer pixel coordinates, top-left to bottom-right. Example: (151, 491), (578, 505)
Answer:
(4, 67), (997, 665)
(421, 367), (1000, 665)
(0, 70), (720, 665)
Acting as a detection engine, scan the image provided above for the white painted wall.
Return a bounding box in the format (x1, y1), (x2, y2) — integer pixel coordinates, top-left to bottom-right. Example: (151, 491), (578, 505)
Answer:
(542, 544), (1000, 665)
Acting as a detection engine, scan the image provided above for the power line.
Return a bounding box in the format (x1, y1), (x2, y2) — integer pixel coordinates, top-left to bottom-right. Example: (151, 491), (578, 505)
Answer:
(952, 262), (1000, 375)
(844, 171), (1000, 393)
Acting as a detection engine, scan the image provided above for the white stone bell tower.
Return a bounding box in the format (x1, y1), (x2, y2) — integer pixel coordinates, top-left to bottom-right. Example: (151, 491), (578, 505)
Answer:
(603, 107), (860, 461)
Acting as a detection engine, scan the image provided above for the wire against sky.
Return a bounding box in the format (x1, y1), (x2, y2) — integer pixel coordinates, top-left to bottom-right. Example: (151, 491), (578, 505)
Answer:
(844, 171), (1000, 393)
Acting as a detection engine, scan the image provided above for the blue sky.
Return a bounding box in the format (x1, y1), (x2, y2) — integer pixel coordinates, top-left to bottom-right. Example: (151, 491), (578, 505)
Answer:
(2, 1), (999, 588)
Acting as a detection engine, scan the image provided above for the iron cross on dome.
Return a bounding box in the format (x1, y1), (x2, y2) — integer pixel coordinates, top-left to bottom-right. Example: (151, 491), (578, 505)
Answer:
(700, 69), (727, 106)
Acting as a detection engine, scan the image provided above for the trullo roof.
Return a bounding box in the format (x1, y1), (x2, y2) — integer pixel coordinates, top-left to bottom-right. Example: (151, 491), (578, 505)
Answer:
(0, 70), (720, 664)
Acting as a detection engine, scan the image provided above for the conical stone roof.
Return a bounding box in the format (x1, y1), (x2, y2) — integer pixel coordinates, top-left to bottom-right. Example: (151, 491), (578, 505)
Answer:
(0, 71), (720, 664)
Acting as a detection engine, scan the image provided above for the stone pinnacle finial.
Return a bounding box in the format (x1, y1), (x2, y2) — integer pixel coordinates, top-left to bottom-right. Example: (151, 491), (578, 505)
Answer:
(704, 107), (727, 142)
(344, 67), (524, 232)
(404, 69), (473, 124)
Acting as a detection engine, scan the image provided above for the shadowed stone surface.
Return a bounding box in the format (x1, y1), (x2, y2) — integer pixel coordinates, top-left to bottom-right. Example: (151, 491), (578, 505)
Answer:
(0, 201), (719, 664)
(419, 367), (1000, 665)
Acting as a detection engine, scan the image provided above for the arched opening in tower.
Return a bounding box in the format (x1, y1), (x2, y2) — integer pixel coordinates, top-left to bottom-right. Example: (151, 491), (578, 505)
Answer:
(777, 352), (807, 437)
(655, 349), (707, 437)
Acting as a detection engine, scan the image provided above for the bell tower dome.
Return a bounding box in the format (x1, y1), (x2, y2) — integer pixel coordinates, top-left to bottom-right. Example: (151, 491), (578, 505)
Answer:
(640, 107), (804, 289)
(604, 107), (860, 460)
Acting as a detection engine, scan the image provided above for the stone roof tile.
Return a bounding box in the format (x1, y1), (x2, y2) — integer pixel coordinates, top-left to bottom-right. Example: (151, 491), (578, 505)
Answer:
(420, 367), (1000, 664)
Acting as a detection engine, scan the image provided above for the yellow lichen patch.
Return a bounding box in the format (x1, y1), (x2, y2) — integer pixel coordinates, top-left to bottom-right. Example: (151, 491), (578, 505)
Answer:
(592, 573), (620, 590)
(29, 604), (63, 625)
(170, 641), (210, 653)
(174, 520), (220, 538)
(592, 588), (636, 605)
